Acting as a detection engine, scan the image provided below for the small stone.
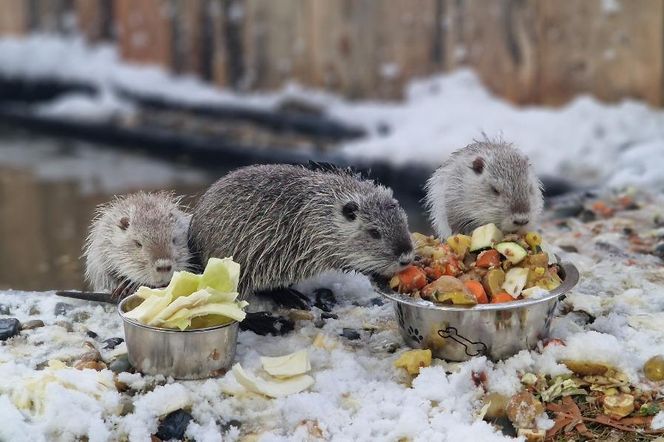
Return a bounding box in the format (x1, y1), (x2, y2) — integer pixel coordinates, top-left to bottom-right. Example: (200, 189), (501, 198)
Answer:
(0, 304), (10, 315)
(21, 319), (45, 330)
(220, 419), (242, 432)
(578, 209), (597, 223)
(29, 305), (40, 315)
(653, 243), (664, 261)
(314, 288), (336, 312)
(103, 337), (124, 350)
(0, 318), (21, 341)
(79, 349), (102, 362)
(54, 302), (74, 316)
(55, 321), (73, 332)
(86, 330), (98, 339)
(368, 297), (384, 306)
(320, 312), (338, 320)
(72, 311), (90, 323)
(109, 354), (132, 374)
(559, 244), (579, 253)
(314, 319), (325, 329)
(340, 328), (361, 340)
(155, 409), (193, 441)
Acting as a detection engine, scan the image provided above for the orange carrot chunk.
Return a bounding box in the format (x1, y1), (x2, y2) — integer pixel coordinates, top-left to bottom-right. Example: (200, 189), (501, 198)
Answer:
(490, 292), (515, 304)
(476, 249), (501, 268)
(397, 265), (428, 292)
(464, 280), (489, 304)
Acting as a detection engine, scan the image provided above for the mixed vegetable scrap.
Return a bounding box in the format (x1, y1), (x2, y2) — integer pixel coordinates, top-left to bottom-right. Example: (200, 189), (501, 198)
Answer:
(124, 257), (248, 330)
(390, 223), (562, 305)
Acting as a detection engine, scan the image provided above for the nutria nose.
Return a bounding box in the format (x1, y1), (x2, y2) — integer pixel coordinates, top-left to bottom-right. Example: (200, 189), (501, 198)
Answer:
(513, 218), (529, 226)
(399, 257), (412, 266)
(156, 264), (172, 273)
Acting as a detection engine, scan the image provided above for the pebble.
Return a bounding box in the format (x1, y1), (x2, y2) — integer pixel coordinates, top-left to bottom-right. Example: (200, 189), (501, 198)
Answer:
(340, 328), (361, 341)
(314, 288), (336, 312)
(321, 312), (338, 320)
(653, 243), (664, 261)
(78, 349), (102, 362)
(74, 360), (107, 371)
(0, 304), (10, 315)
(0, 318), (21, 341)
(54, 302), (74, 317)
(220, 419), (242, 432)
(103, 337), (124, 350)
(239, 312), (295, 336)
(368, 297), (385, 306)
(109, 354), (132, 373)
(86, 330), (98, 339)
(55, 321), (73, 332)
(21, 319), (45, 330)
(29, 305), (41, 315)
(72, 311), (91, 323)
(314, 319), (325, 329)
(155, 409), (193, 441)
(578, 209), (597, 223)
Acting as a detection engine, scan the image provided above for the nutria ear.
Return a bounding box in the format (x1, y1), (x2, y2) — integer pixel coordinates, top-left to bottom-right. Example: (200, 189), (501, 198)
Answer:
(118, 217), (130, 230)
(342, 201), (359, 221)
(471, 157), (485, 175)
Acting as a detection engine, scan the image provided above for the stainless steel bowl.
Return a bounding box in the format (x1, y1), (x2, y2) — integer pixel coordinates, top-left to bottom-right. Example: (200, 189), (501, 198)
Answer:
(118, 294), (238, 379)
(377, 262), (579, 361)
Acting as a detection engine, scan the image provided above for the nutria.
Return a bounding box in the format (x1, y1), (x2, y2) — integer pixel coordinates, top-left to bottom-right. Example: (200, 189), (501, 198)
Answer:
(188, 164), (414, 297)
(83, 191), (191, 298)
(425, 140), (543, 236)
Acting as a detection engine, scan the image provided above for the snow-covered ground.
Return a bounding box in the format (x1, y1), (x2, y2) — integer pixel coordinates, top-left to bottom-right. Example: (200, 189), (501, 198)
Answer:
(2, 35), (664, 192)
(2, 191), (664, 441)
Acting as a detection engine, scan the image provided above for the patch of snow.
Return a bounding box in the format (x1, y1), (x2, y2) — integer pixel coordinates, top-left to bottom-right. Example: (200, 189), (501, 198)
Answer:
(652, 411), (664, 430)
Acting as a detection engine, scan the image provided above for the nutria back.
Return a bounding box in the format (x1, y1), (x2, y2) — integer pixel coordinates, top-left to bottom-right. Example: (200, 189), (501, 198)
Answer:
(83, 191), (191, 294)
(189, 164), (414, 296)
(425, 140), (543, 236)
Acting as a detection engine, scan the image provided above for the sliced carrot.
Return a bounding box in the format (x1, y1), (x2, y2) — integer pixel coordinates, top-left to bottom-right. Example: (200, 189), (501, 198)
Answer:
(476, 249), (501, 268)
(490, 292), (515, 304)
(443, 256), (462, 276)
(424, 265), (445, 281)
(464, 280), (489, 304)
(397, 265), (428, 292)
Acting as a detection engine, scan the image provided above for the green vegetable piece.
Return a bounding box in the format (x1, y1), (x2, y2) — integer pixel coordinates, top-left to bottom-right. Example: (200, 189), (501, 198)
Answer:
(470, 223), (504, 252)
(494, 242), (528, 264)
(199, 257), (240, 293)
(165, 271), (201, 298)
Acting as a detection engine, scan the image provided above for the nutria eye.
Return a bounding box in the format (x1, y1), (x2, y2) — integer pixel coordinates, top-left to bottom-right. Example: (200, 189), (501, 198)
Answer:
(134, 240), (142, 248)
(172, 238), (177, 245)
(490, 185), (500, 196)
(368, 228), (381, 239)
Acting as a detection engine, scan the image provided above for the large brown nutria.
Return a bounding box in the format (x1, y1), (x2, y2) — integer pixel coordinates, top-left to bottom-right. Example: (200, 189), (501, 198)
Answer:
(189, 164), (414, 298)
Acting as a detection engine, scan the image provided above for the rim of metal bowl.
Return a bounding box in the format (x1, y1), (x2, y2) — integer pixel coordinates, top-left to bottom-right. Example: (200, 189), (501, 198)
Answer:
(117, 293), (239, 333)
(375, 261), (579, 312)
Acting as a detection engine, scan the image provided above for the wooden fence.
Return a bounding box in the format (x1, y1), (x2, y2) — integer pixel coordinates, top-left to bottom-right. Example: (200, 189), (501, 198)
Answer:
(0, 0), (662, 106)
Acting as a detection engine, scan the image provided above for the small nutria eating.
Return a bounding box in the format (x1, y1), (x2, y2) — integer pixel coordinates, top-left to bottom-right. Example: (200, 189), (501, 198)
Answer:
(424, 140), (543, 236)
(83, 191), (191, 298)
(189, 164), (415, 297)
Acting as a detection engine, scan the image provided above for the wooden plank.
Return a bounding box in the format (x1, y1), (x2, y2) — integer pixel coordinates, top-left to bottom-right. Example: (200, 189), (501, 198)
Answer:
(537, 0), (664, 106)
(74, 0), (113, 42)
(114, 0), (173, 68)
(441, 0), (539, 104)
(0, 0), (29, 35)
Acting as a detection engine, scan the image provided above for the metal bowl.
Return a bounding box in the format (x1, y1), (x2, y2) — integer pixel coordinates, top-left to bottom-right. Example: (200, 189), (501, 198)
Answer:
(117, 294), (238, 379)
(376, 262), (579, 362)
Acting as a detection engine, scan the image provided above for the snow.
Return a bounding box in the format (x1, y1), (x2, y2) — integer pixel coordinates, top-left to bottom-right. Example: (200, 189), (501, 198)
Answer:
(653, 411), (664, 430)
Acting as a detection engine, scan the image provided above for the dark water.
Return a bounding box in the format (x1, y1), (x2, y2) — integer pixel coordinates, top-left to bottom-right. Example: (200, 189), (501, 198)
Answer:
(0, 126), (431, 291)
